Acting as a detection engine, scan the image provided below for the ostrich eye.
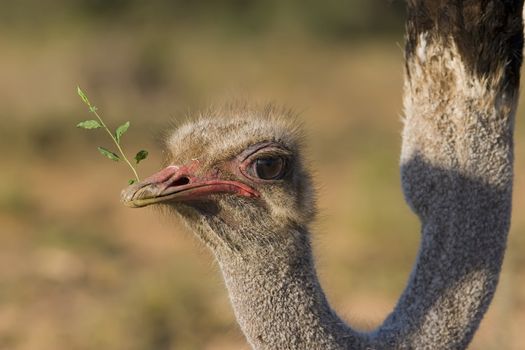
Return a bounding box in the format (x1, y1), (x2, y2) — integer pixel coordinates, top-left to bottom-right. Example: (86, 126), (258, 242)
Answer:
(253, 157), (286, 180)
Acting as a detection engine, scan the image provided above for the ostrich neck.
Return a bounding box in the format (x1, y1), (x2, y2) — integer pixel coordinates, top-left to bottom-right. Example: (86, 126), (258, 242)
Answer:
(217, 232), (366, 350)
(371, 1), (523, 349)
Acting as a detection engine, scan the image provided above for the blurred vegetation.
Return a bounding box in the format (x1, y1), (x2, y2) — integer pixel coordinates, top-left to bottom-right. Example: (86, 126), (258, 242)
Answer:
(0, 0), (405, 39)
(0, 1), (524, 349)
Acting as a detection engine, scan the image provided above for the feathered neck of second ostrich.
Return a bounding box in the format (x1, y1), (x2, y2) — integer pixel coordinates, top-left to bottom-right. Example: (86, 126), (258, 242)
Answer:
(214, 2), (523, 349)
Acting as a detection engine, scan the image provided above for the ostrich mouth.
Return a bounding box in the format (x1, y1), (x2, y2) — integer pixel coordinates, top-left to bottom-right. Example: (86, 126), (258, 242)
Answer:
(121, 165), (259, 208)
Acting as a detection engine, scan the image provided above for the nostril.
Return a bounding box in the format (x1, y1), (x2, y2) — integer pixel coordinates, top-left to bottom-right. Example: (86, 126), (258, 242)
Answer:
(171, 176), (190, 187)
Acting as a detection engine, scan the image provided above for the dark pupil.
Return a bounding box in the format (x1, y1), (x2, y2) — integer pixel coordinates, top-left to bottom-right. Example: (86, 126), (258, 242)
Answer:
(255, 157), (284, 180)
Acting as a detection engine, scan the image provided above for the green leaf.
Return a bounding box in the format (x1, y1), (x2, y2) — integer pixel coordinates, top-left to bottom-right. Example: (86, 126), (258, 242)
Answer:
(77, 86), (90, 106)
(135, 150), (148, 164)
(115, 121), (130, 143)
(76, 120), (102, 129)
(97, 147), (120, 162)
(128, 179), (136, 185)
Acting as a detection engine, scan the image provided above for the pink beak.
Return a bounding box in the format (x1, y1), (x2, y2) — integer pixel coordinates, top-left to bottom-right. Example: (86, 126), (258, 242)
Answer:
(121, 165), (259, 208)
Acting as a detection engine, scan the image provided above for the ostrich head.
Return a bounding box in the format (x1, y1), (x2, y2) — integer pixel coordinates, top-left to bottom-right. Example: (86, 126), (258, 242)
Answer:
(121, 107), (316, 253)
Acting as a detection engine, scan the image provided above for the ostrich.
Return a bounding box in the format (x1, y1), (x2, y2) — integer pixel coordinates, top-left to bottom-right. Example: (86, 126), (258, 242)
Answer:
(121, 1), (523, 349)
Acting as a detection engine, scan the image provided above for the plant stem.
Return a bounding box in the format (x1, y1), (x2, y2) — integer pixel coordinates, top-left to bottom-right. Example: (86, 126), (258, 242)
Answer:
(90, 107), (141, 182)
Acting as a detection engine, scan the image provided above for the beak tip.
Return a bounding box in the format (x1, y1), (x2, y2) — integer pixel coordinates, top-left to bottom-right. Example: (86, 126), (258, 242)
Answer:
(120, 184), (139, 207)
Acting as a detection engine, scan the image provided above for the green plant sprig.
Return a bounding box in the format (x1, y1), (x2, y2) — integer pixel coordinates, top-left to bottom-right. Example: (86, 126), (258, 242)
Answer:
(76, 86), (148, 185)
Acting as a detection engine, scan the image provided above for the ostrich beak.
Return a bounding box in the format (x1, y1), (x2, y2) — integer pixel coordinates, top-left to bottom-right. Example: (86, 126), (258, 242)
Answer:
(121, 165), (259, 208)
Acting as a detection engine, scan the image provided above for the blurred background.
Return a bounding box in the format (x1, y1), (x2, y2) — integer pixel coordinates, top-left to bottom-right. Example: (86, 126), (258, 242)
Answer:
(0, 1), (524, 349)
